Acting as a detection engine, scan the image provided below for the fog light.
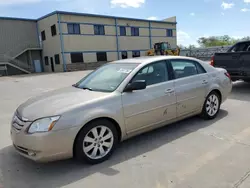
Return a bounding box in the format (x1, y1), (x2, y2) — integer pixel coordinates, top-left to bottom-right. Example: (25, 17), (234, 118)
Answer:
(28, 151), (36, 157)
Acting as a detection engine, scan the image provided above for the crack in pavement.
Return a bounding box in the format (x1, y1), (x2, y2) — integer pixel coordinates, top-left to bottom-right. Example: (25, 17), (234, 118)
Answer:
(233, 170), (250, 188)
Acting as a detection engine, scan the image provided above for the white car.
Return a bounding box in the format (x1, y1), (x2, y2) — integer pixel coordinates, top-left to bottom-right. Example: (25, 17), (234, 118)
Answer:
(11, 56), (232, 164)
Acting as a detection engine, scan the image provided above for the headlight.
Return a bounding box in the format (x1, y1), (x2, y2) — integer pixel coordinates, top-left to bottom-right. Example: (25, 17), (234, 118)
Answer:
(28, 116), (60, 134)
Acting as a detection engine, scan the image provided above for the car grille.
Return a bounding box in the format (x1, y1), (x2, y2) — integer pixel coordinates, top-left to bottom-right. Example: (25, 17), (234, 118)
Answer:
(12, 113), (30, 131)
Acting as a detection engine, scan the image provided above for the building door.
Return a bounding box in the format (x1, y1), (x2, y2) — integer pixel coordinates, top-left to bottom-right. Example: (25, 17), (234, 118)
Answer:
(34, 60), (42, 73)
(50, 57), (55, 72)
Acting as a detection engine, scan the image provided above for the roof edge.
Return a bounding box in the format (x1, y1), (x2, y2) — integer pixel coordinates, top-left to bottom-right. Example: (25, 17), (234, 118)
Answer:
(37, 11), (58, 21)
(37, 10), (177, 24)
(0, 16), (36, 22)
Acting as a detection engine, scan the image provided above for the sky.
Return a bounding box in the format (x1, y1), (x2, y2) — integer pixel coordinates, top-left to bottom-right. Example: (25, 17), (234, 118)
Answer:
(0, 0), (249, 46)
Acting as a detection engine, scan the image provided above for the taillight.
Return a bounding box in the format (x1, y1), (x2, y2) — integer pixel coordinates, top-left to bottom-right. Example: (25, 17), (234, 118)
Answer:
(224, 72), (231, 81)
(210, 55), (215, 66)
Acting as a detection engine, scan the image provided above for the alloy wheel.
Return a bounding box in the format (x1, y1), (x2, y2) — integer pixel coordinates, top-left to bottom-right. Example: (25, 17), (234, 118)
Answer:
(83, 126), (114, 160)
(206, 94), (219, 117)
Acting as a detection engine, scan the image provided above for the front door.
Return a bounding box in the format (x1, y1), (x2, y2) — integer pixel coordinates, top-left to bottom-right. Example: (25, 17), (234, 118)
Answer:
(50, 57), (55, 72)
(34, 60), (42, 73)
(122, 60), (176, 134)
(169, 59), (208, 117)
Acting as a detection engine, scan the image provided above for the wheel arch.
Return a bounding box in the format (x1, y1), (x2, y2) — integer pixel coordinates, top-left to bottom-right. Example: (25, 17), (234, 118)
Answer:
(72, 117), (122, 158)
(209, 89), (222, 102)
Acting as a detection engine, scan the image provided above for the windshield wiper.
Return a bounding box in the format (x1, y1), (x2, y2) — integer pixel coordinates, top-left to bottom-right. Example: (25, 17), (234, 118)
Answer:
(82, 87), (93, 91)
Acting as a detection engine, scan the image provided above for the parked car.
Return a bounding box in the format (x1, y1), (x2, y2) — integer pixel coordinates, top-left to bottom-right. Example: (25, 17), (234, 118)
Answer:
(210, 40), (250, 82)
(11, 56), (232, 164)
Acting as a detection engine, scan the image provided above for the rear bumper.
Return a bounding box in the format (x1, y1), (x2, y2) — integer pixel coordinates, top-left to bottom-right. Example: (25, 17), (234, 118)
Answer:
(230, 76), (250, 81)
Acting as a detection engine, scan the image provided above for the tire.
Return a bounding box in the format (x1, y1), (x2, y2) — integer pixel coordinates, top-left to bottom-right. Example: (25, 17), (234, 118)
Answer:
(74, 119), (118, 164)
(201, 91), (221, 120)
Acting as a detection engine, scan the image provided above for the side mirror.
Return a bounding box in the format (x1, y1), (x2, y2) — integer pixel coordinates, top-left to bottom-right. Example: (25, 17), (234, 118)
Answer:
(124, 80), (146, 92)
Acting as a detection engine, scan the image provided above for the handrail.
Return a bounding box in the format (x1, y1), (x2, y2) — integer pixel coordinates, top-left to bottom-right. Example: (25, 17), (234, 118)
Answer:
(0, 42), (41, 73)
(0, 54), (32, 72)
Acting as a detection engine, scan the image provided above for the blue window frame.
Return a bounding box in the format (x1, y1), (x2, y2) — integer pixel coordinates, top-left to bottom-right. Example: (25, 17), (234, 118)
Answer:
(167, 29), (173, 37)
(120, 26), (126, 36)
(67, 23), (80, 34)
(94, 25), (105, 35)
(131, 27), (139, 36)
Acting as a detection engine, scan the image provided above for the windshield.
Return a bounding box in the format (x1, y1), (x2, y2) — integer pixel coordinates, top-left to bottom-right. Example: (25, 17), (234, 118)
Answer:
(74, 63), (139, 92)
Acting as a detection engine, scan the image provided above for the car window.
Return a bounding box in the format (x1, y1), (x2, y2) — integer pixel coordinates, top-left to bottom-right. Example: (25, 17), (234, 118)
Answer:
(196, 63), (206, 74)
(131, 61), (168, 86)
(231, 42), (250, 52)
(170, 60), (199, 79)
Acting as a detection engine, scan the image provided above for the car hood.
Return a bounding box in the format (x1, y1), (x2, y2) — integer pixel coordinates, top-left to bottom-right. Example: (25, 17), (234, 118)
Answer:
(17, 86), (110, 121)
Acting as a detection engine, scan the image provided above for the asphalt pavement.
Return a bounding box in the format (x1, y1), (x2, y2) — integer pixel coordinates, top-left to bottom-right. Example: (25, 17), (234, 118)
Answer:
(1, 71), (250, 188)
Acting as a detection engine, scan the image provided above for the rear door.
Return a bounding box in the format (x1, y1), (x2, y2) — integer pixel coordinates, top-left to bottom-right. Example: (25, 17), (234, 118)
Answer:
(239, 42), (250, 76)
(214, 52), (241, 72)
(169, 59), (208, 117)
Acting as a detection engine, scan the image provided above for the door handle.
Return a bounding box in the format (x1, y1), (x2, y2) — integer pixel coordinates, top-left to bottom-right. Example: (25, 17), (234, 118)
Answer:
(202, 80), (208, 84)
(165, 88), (175, 94)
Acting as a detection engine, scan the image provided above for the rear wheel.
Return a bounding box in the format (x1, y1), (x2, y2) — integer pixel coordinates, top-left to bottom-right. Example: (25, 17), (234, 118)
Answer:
(74, 119), (118, 164)
(201, 91), (221, 120)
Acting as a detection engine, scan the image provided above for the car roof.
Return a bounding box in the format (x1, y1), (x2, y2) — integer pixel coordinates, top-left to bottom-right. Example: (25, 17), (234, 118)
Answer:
(112, 56), (201, 65)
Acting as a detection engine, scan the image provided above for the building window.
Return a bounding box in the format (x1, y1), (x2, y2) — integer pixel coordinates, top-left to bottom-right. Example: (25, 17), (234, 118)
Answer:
(44, 56), (49, 65)
(121, 51), (128, 59)
(96, 52), (107, 61)
(131, 27), (139, 36)
(41, 30), (46, 41)
(120, 26), (126, 36)
(167, 29), (173, 37)
(67, 23), (80, 34)
(94, 25), (105, 35)
(51, 24), (57, 36)
(132, 51), (140, 57)
(54, 54), (60, 64)
(71, 53), (84, 63)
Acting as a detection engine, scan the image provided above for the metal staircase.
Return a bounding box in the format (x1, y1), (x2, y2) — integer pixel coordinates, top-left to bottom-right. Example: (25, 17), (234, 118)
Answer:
(0, 43), (42, 75)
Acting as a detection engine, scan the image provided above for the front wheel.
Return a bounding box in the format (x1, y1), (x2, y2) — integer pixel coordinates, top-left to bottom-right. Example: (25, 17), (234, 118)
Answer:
(74, 119), (118, 164)
(201, 91), (221, 120)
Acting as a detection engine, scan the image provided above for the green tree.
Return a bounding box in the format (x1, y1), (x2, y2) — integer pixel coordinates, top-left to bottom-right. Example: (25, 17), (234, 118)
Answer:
(197, 35), (250, 47)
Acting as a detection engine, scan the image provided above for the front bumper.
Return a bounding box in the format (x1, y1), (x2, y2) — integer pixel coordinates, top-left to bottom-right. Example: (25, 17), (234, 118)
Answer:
(10, 123), (79, 163)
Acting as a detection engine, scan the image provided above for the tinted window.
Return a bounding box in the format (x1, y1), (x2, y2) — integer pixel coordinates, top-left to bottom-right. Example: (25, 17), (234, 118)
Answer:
(170, 60), (199, 79)
(97, 52), (107, 61)
(94, 25), (105, 35)
(74, 63), (139, 92)
(71, 53), (83, 63)
(120, 26), (126, 36)
(44, 56), (49, 65)
(196, 63), (206, 74)
(122, 51), (127, 59)
(41, 31), (46, 41)
(54, 54), (60, 64)
(131, 27), (139, 36)
(231, 42), (250, 52)
(132, 61), (168, 86)
(132, 51), (140, 57)
(67, 23), (80, 34)
(51, 24), (57, 36)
